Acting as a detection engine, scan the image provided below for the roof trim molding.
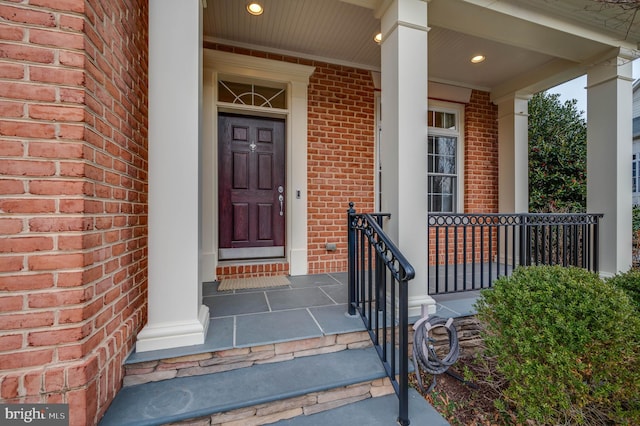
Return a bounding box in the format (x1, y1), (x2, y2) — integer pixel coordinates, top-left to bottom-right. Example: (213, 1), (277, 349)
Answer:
(203, 48), (315, 84)
(204, 36), (381, 72)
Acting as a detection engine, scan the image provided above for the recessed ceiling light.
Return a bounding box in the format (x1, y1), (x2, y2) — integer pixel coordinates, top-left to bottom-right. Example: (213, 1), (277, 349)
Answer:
(374, 33), (382, 44)
(246, 2), (263, 15)
(471, 55), (486, 64)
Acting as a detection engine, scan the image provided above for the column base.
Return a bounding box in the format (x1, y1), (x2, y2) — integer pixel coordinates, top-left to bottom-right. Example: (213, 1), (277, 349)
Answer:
(135, 305), (210, 352)
(288, 248), (308, 276)
(200, 251), (217, 282)
(408, 294), (437, 319)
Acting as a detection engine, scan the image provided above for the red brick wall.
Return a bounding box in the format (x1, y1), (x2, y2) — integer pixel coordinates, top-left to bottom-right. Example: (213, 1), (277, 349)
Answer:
(307, 64), (376, 273)
(0, 1), (148, 424)
(464, 90), (498, 213)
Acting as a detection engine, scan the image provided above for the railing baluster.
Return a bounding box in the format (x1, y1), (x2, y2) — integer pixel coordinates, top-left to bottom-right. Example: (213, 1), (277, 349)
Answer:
(487, 220), (500, 287)
(435, 226), (440, 294)
(444, 225), (450, 293)
(592, 216), (601, 272)
(480, 222), (485, 288)
(472, 225), (477, 289)
(454, 223), (459, 292)
(367, 239), (373, 333)
(511, 221), (516, 274)
(463, 224), (468, 291)
(584, 223), (589, 269)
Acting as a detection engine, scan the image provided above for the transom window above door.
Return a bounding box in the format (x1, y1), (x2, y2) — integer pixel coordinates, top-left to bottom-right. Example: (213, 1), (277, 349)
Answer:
(218, 80), (286, 109)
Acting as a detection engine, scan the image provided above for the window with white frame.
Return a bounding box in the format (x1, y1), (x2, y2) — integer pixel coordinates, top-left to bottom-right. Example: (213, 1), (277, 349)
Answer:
(428, 104), (463, 212)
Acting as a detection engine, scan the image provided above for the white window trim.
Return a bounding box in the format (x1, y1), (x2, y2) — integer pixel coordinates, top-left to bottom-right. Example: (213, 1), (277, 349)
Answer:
(428, 100), (465, 213)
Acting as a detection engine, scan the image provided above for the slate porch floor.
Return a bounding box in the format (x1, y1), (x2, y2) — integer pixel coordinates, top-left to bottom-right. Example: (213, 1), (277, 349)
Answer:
(126, 272), (480, 364)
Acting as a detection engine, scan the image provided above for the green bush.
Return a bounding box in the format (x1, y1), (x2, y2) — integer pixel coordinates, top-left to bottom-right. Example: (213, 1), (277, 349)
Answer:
(475, 265), (640, 424)
(607, 270), (640, 312)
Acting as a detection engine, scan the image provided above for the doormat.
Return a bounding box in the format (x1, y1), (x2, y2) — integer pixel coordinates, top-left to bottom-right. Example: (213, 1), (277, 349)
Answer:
(217, 276), (291, 291)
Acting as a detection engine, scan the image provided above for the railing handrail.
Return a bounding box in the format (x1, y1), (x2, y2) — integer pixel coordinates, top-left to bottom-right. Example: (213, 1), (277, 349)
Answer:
(361, 213), (415, 282)
(347, 202), (413, 426)
(429, 212), (603, 226)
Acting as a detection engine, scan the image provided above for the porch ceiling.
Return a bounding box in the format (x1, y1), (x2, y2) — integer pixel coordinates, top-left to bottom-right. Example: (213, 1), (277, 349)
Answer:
(203, 0), (640, 94)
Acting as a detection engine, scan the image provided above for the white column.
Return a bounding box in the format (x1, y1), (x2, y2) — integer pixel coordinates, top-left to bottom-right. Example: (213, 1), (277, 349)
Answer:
(495, 95), (529, 265)
(587, 55), (634, 276)
(380, 0), (435, 316)
(137, 0), (209, 352)
(496, 95), (530, 214)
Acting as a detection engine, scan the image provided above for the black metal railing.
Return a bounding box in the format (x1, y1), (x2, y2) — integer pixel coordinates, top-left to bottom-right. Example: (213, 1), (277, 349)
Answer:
(347, 202), (413, 426)
(428, 213), (603, 295)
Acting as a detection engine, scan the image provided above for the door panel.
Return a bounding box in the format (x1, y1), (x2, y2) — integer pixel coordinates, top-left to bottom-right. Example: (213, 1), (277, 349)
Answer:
(258, 154), (273, 189)
(219, 114), (285, 260)
(233, 152), (249, 189)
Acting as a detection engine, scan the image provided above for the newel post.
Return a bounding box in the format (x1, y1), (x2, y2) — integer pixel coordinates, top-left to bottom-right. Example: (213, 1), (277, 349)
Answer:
(347, 202), (356, 316)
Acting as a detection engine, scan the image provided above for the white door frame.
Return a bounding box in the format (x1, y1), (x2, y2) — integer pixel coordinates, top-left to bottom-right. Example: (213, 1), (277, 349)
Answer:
(201, 50), (315, 278)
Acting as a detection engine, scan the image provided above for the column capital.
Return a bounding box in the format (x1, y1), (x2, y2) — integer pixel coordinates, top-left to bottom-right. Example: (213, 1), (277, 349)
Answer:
(587, 54), (634, 89)
(492, 92), (532, 108)
(380, 0), (428, 35)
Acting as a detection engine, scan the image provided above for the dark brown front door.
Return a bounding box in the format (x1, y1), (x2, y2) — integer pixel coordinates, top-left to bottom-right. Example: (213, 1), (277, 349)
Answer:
(218, 114), (285, 260)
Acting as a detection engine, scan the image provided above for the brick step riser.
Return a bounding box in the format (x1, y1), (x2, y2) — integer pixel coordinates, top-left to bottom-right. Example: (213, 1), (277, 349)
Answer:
(215, 263), (290, 280)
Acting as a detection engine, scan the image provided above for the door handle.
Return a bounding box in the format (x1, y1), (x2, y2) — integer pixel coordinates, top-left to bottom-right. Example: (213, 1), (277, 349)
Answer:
(278, 194), (284, 216)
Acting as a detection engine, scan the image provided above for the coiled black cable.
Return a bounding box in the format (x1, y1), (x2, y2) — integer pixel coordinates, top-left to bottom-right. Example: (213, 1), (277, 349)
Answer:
(412, 315), (460, 393)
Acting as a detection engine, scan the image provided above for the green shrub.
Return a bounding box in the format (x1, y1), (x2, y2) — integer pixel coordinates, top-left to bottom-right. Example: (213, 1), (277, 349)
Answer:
(607, 269), (640, 312)
(475, 265), (640, 424)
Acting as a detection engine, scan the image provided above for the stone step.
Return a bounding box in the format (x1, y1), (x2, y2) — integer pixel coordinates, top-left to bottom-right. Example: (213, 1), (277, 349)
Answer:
(274, 387), (449, 426)
(122, 331), (372, 387)
(99, 347), (399, 425)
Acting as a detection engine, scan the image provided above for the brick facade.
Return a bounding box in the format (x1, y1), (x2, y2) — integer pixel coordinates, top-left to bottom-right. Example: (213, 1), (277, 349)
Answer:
(0, 1), (148, 424)
(0, 15), (499, 424)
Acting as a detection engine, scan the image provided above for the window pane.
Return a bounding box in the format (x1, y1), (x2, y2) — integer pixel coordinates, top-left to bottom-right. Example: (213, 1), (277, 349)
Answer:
(428, 176), (456, 212)
(441, 195), (454, 212)
(428, 136), (456, 174)
(434, 155), (455, 174)
(254, 85), (286, 108)
(218, 81), (286, 108)
(219, 81), (250, 104)
(436, 112), (456, 129)
(430, 195), (442, 212)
